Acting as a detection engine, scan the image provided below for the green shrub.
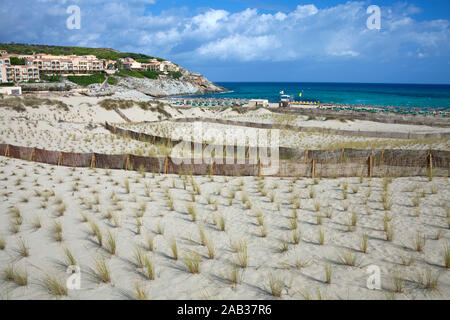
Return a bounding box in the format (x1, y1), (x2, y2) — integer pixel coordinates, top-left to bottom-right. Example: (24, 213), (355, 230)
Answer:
(168, 71), (182, 79)
(67, 73), (106, 86)
(10, 57), (25, 65)
(107, 77), (118, 85)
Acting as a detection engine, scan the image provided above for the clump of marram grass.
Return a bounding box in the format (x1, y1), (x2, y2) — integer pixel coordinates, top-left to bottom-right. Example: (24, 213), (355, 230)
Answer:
(134, 282), (149, 300)
(105, 230), (117, 255)
(308, 186), (315, 199)
(385, 223), (394, 242)
(324, 264), (332, 284)
(228, 264), (243, 287)
(146, 234), (154, 252)
(92, 256), (111, 283)
(318, 228), (325, 245)
(144, 255), (155, 280)
(413, 231), (426, 252)
(292, 230), (301, 244)
(52, 221), (63, 242)
(360, 233), (369, 253)
(183, 251), (202, 274)
(401, 255), (414, 266)
(0, 236), (5, 250)
(392, 271), (404, 293)
(279, 239), (289, 253)
(338, 250), (359, 266)
(169, 238), (178, 260)
(124, 179), (130, 194)
(381, 191), (393, 211)
(42, 274), (68, 297)
(16, 238), (30, 257)
(4, 265), (28, 286)
(89, 220), (103, 247)
(133, 247), (146, 268)
(205, 238), (215, 259)
(443, 243), (450, 269)
(187, 204), (196, 222)
(416, 268), (440, 290)
(63, 247), (77, 266)
(268, 273), (284, 297)
(316, 213), (322, 225)
(289, 218), (297, 230)
(235, 241), (248, 268)
(217, 214), (226, 232)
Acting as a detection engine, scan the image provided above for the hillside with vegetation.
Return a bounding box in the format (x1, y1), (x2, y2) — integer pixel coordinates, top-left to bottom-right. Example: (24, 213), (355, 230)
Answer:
(0, 43), (165, 61)
(0, 43), (225, 97)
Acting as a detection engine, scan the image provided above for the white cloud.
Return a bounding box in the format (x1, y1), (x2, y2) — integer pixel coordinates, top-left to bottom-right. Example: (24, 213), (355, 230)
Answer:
(0, 1), (449, 65)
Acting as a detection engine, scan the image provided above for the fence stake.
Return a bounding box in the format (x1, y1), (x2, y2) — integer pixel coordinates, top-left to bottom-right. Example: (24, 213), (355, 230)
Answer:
(58, 152), (62, 166)
(5, 144), (10, 157)
(305, 150), (309, 163)
(368, 155), (373, 178)
(340, 148), (345, 161)
(428, 151), (433, 178)
(311, 158), (316, 179)
(210, 160), (214, 176)
(31, 148), (35, 161)
(258, 158), (262, 177)
(165, 156), (169, 174)
(125, 155), (130, 170)
(90, 153), (96, 168)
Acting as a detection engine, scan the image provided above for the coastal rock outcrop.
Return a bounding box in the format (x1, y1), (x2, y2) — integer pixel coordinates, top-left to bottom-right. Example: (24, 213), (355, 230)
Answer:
(112, 69), (225, 97)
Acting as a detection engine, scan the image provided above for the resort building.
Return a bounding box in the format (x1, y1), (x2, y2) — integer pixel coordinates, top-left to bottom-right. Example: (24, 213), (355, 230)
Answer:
(0, 56), (39, 83)
(119, 57), (180, 73)
(25, 54), (104, 74)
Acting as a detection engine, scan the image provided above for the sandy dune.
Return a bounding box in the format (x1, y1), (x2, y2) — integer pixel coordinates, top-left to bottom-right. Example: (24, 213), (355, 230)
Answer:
(0, 157), (448, 300)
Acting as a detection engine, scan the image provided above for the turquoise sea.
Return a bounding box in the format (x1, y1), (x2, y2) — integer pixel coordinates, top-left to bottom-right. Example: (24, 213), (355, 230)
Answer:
(184, 82), (450, 110)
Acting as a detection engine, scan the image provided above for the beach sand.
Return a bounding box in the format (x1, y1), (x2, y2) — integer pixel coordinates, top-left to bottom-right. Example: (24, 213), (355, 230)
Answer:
(0, 94), (449, 300)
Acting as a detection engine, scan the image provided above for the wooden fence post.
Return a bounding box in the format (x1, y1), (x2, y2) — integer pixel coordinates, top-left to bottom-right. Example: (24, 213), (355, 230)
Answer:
(368, 155), (373, 178)
(311, 158), (316, 179)
(4, 145), (10, 157)
(428, 151), (433, 178)
(90, 153), (96, 168)
(340, 148), (345, 161)
(165, 156), (169, 174)
(258, 158), (262, 177)
(125, 155), (130, 170)
(305, 150), (309, 163)
(210, 160), (214, 176)
(58, 152), (62, 166)
(31, 148), (35, 161)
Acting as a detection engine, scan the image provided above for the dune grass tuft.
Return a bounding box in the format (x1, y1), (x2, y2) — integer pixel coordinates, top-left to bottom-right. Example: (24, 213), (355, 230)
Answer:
(93, 256), (111, 283)
(184, 251), (202, 274)
(268, 273), (284, 297)
(42, 274), (68, 297)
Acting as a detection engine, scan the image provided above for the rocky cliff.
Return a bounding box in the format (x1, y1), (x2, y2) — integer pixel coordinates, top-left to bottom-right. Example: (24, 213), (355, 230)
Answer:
(110, 69), (225, 97)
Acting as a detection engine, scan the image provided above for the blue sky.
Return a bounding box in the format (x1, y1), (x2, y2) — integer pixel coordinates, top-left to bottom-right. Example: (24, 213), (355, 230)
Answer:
(1, 0), (449, 83)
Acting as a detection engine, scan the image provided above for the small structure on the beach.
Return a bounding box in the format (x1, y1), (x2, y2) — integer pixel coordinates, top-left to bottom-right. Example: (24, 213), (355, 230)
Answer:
(248, 99), (269, 108)
(0, 86), (22, 95)
(279, 95), (292, 108)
